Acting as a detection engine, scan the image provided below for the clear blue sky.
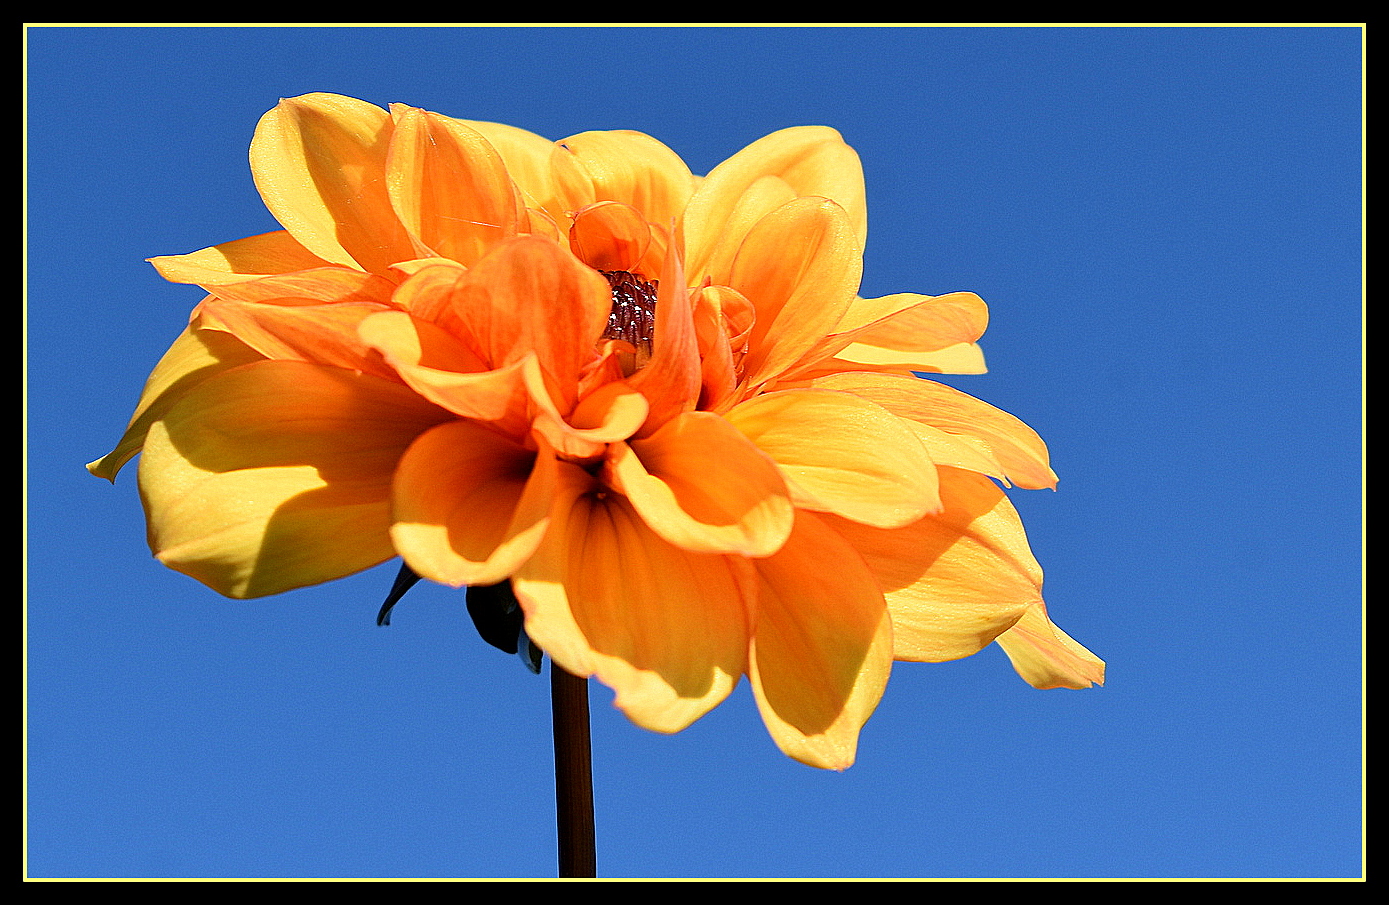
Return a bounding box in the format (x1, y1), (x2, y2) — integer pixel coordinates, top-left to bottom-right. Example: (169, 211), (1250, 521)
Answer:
(26, 25), (1363, 880)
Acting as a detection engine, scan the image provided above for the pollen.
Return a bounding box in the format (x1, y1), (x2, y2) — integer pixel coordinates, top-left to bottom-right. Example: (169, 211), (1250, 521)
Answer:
(600, 270), (658, 374)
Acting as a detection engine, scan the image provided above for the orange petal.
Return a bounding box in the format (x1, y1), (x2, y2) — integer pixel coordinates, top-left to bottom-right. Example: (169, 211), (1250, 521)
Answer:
(812, 372), (1057, 489)
(249, 93), (415, 275)
(138, 360), (452, 598)
(683, 126), (867, 279)
(604, 412), (794, 557)
(528, 363), (649, 460)
(454, 118), (562, 225)
(626, 241), (702, 436)
(567, 201), (652, 273)
(87, 313), (264, 482)
(724, 388), (940, 528)
(746, 510), (893, 770)
(550, 129), (696, 234)
(995, 602), (1106, 689)
(437, 237), (612, 412)
(385, 104), (524, 266)
(728, 197), (863, 387)
(358, 309), (531, 437)
(389, 420), (555, 587)
(512, 461), (749, 733)
(825, 467), (1046, 663)
(198, 299), (399, 380)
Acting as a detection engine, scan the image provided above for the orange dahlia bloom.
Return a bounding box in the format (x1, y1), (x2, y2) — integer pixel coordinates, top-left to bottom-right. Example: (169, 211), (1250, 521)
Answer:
(89, 93), (1102, 769)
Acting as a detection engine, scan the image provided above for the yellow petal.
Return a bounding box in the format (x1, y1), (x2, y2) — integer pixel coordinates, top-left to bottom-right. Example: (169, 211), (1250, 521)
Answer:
(728, 197), (862, 387)
(747, 510), (893, 770)
(513, 462), (749, 733)
(604, 412), (794, 557)
(815, 341), (987, 376)
(385, 104), (524, 266)
(725, 388), (940, 528)
(451, 118), (567, 234)
(550, 129), (696, 234)
(995, 602), (1105, 689)
(684, 174), (798, 286)
(87, 314), (264, 482)
(683, 126), (867, 279)
(812, 372), (1057, 489)
(390, 420), (555, 587)
(249, 93), (415, 274)
(789, 291), (990, 376)
(138, 360), (451, 598)
(825, 467), (1045, 663)
(148, 230), (337, 286)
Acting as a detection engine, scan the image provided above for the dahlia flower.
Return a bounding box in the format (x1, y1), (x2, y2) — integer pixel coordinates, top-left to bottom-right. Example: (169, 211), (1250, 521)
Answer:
(90, 93), (1102, 770)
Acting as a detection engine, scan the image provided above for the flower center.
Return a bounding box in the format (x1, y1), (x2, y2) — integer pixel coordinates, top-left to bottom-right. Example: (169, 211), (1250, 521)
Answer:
(600, 270), (658, 374)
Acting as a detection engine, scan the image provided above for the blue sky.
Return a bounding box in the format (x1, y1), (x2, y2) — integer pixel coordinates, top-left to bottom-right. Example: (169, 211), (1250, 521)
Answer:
(26, 25), (1363, 880)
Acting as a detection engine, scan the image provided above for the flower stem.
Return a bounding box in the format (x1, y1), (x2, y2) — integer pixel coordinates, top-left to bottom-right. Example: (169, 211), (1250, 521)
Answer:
(550, 662), (595, 878)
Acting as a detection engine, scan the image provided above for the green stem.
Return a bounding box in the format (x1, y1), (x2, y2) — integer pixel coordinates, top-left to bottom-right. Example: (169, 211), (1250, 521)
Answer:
(550, 662), (595, 878)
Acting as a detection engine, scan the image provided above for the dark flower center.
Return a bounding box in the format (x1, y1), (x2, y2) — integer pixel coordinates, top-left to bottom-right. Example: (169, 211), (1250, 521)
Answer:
(600, 271), (658, 366)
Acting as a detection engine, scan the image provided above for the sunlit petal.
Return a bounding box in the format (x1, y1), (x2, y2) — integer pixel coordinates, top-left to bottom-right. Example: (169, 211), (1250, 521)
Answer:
(386, 104), (524, 265)
(812, 372), (1057, 489)
(198, 299), (398, 380)
(550, 129), (696, 232)
(87, 314), (264, 482)
(747, 510), (892, 770)
(513, 462), (749, 733)
(138, 360), (451, 598)
(728, 197), (862, 387)
(996, 602), (1106, 689)
(250, 93), (415, 274)
(826, 467), (1045, 662)
(725, 388), (940, 527)
(683, 125), (867, 278)
(390, 420), (555, 587)
(605, 412), (794, 557)
(148, 230), (337, 287)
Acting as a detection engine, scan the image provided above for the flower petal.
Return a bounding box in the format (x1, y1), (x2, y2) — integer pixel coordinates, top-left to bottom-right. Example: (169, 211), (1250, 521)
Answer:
(626, 241), (702, 436)
(249, 93), (415, 274)
(385, 104), (525, 266)
(87, 314), (264, 482)
(683, 126), (867, 279)
(424, 237), (612, 413)
(995, 602), (1105, 689)
(825, 467), (1045, 663)
(148, 230), (337, 287)
(747, 510), (893, 770)
(788, 291), (990, 376)
(725, 388), (940, 528)
(198, 299), (399, 380)
(550, 129), (696, 234)
(358, 309), (531, 437)
(728, 197), (862, 387)
(138, 360), (451, 598)
(513, 462), (749, 733)
(567, 201), (653, 274)
(812, 372), (1057, 489)
(604, 412), (794, 557)
(390, 420), (556, 587)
